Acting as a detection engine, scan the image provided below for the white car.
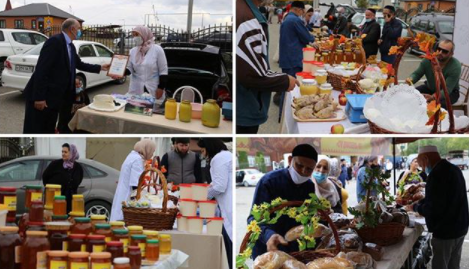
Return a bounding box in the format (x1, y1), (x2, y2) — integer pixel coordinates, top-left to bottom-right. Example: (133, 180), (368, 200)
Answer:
(351, 12), (409, 37)
(236, 169), (264, 187)
(2, 40), (126, 91)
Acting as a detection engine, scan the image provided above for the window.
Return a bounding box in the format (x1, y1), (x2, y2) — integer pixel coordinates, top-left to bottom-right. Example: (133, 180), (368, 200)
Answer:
(438, 21), (454, 34)
(264, 156), (271, 167)
(0, 31), (4, 42)
(352, 14), (365, 26)
(31, 20), (36, 29)
(25, 43), (44, 55)
(428, 22), (435, 32)
(83, 164), (107, 178)
(12, 32), (32, 44)
(417, 20), (428, 31)
(14, 20), (24, 29)
(31, 33), (46, 44)
(0, 160), (41, 182)
(417, 4), (423, 10)
(78, 45), (97, 57)
(248, 156), (255, 167)
(94, 45), (113, 58)
(0, 20), (5, 28)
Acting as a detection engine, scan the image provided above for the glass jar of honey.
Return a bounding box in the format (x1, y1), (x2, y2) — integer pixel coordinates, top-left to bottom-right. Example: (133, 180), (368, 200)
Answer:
(0, 226), (22, 269)
(25, 185), (42, 209)
(127, 226), (143, 235)
(69, 234), (87, 252)
(53, 196), (67, 216)
(344, 49), (354, 63)
(29, 201), (44, 223)
(68, 252), (89, 269)
(127, 246), (141, 269)
(112, 229), (129, 254)
(48, 229), (69, 251)
(23, 231), (50, 269)
(142, 230), (159, 240)
(45, 185), (61, 211)
(130, 234), (147, 258)
(179, 100), (192, 123)
(47, 251), (68, 269)
(145, 239), (160, 262)
(71, 218), (92, 235)
(315, 70), (328, 85)
(110, 221), (125, 231)
(87, 235), (106, 253)
(299, 79), (319, 96)
(90, 252), (111, 269)
(113, 257), (131, 269)
(106, 241), (123, 262)
(159, 234), (172, 254)
(94, 224), (113, 243)
(0, 187), (17, 223)
(70, 195), (85, 218)
(90, 215), (107, 231)
(27, 222), (46, 232)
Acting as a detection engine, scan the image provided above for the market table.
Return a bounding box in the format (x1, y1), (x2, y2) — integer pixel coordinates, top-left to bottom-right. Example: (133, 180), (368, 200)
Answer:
(143, 250), (189, 269)
(68, 106), (232, 134)
(164, 230), (229, 269)
(281, 86), (370, 134)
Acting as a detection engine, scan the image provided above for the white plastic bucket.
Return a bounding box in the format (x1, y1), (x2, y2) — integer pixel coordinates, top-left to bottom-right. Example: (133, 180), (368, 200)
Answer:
(206, 217), (223, 236)
(198, 200), (217, 218)
(191, 184), (210, 201)
(179, 184), (192, 200)
(179, 199), (197, 217)
(176, 215), (188, 232)
(187, 217), (203, 234)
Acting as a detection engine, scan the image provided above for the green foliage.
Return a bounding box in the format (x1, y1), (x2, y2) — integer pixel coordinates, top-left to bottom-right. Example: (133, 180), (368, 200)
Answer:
(403, 138), (469, 157)
(356, 0), (369, 8)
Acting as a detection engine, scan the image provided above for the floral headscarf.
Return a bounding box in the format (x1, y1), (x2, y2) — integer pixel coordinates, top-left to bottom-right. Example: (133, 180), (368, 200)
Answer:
(132, 26), (155, 64)
(63, 144), (79, 169)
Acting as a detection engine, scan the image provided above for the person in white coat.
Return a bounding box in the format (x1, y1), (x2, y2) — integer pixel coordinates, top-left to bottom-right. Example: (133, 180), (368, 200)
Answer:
(197, 138), (233, 269)
(110, 139), (156, 221)
(125, 26), (168, 100)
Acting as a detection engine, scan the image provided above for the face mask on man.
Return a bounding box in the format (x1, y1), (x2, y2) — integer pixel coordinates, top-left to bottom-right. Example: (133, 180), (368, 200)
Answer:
(313, 171), (327, 184)
(365, 18), (372, 23)
(289, 165), (311, 185)
(134, 36), (143, 46)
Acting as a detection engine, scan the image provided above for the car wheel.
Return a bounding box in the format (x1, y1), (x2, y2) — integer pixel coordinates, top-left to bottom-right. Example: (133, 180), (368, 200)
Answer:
(114, 75), (127, 85)
(76, 74), (86, 90)
(85, 200), (111, 219)
(243, 181), (249, 187)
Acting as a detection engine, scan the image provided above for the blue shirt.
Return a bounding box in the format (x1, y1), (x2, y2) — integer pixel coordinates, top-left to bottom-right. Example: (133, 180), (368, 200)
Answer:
(62, 32), (72, 69)
(279, 12), (315, 69)
(248, 168), (315, 259)
(356, 166), (377, 202)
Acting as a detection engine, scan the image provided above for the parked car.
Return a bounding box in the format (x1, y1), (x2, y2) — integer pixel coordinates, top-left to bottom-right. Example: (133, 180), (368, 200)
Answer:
(161, 42), (231, 104)
(113, 33), (160, 50)
(236, 169), (264, 187)
(2, 40), (126, 91)
(0, 156), (120, 219)
(408, 13), (454, 54)
(351, 12), (409, 37)
(192, 31), (232, 53)
(448, 150), (469, 170)
(0, 29), (48, 75)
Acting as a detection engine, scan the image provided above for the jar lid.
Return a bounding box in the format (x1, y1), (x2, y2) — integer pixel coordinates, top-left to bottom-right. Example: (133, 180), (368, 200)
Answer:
(302, 79), (317, 84)
(206, 99), (216, 104)
(90, 252), (111, 259)
(95, 223), (111, 229)
(0, 226), (19, 232)
(179, 184), (192, 187)
(73, 194), (84, 198)
(147, 239), (159, 244)
(192, 183), (210, 187)
(110, 221), (125, 226)
(176, 214), (185, 219)
(48, 251), (69, 257)
(26, 231), (47, 236)
(90, 215), (106, 220)
(74, 217), (91, 223)
(312, 61), (324, 66)
(131, 234), (147, 240)
(44, 205), (53, 210)
(0, 187), (16, 192)
(320, 83), (332, 88)
(143, 230), (159, 236)
(54, 196), (66, 200)
(182, 100), (191, 104)
(159, 234), (171, 239)
(0, 204), (8, 211)
(106, 241), (124, 247)
(303, 47), (316, 51)
(167, 98), (176, 101)
(114, 257), (130, 264)
(198, 200), (217, 204)
(87, 235), (106, 240)
(25, 185), (42, 190)
(69, 211), (86, 217)
(69, 234), (87, 239)
(179, 199), (196, 203)
(69, 252), (90, 259)
(302, 60), (315, 63)
(46, 184), (62, 189)
(208, 217), (224, 221)
(127, 225), (143, 231)
(52, 215), (69, 220)
(113, 229), (129, 235)
(186, 216), (203, 220)
(316, 69), (327, 73)
(128, 246), (141, 251)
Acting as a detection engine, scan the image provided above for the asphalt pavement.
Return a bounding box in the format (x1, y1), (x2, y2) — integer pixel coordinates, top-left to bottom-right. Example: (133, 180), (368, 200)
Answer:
(235, 169), (469, 268)
(0, 79), (129, 134)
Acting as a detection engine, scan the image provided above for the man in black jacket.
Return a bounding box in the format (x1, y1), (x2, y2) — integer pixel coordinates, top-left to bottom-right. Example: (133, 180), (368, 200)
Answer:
(408, 146), (469, 269)
(378, 6), (402, 64)
(360, 9), (381, 59)
(23, 18), (110, 134)
(333, 7), (348, 36)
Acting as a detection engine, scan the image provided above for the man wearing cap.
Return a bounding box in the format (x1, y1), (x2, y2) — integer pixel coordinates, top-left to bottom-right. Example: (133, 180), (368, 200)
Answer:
(359, 9), (381, 59)
(378, 5), (402, 64)
(160, 138), (202, 184)
(248, 144), (318, 259)
(407, 146), (469, 269)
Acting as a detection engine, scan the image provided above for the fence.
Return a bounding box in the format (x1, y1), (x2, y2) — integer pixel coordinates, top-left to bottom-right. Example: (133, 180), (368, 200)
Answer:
(34, 23), (232, 55)
(0, 138), (35, 163)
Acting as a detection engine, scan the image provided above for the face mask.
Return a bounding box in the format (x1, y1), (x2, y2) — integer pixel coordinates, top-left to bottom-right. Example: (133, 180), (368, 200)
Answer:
(134, 36), (143, 46)
(75, 87), (83, 94)
(313, 171), (327, 184)
(74, 28), (82, 40)
(425, 166), (432, 175)
(289, 165), (311, 185)
(365, 18), (372, 22)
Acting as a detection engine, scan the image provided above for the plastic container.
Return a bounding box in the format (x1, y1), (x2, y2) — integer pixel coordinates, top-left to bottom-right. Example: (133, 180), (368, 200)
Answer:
(142, 230), (159, 240)
(207, 217), (224, 235)
(71, 194), (85, 216)
(179, 100), (192, 122)
(345, 94), (373, 123)
(68, 252), (90, 269)
(146, 240), (160, 262)
(300, 79), (319, 96)
(87, 234), (106, 253)
(106, 241), (123, 262)
(302, 60), (314, 73)
(127, 247), (141, 269)
(179, 199), (197, 216)
(130, 234), (147, 258)
(25, 185), (42, 209)
(0, 187), (17, 223)
(187, 216), (203, 234)
(179, 184), (192, 199)
(198, 200), (217, 218)
(165, 98), (177, 120)
(47, 251), (69, 269)
(303, 47), (316, 61)
(53, 196), (67, 216)
(90, 252), (111, 269)
(191, 183), (210, 201)
(315, 70), (328, 85)
(159, 234), (172, 254)
(319, 83), (333, 95)
(311, 61), (324, 77)
(201, 99), (221, 128)
(176, 215), (187, 232)
(94, 224), (113, 243)
(0, 226), (22, 269)
(112, 229), (129, 254)
(69, 234), (87, 252)
(191, 103), (203, 119)
(0, 204), (8, 227)
(22, 231), (50, 269)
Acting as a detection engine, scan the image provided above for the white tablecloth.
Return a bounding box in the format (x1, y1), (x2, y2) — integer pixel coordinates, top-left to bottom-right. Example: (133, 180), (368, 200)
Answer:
(281, 86), (370, 134)
(143, 250), (189, 269)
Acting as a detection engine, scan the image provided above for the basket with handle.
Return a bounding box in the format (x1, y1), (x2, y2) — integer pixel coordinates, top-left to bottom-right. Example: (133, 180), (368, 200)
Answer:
(122, 162), (178, 231)
(238, 201), (341, 265)
(172, 86), (204, 104)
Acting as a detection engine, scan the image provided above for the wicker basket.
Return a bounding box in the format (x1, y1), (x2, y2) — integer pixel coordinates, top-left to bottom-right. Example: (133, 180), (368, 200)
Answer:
(355, 222), (406, 246)
(239, 201), (341, 266)
(122, 167), (178, 231)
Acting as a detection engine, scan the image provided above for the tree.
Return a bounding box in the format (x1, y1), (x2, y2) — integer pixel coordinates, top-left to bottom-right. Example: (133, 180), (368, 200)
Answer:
(356, 0), (369, 9)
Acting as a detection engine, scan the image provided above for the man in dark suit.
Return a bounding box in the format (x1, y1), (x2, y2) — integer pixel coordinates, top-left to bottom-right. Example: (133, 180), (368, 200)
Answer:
(378, 6), (402, 64)
(360, 9), (381, 59)
(23, 18), (110, 134)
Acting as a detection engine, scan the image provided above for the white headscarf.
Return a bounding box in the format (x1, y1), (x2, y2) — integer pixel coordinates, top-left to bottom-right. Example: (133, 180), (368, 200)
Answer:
(313, 156), (340, 207)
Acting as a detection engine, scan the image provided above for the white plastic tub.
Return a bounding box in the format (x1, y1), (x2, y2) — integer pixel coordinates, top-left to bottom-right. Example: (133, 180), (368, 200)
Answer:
(179, 199), (197, 217)
(303, 47), (316, 61)
(0, 205), (7, 226)
(187, 216), (203, 234)
(303, 61), (314, 73)
(179, 184), (192, 200)
(191, 183), (210, 201)
(198, 200), (217, 218)
(206, 217), (223, 235)
(176, 214), (188, 232)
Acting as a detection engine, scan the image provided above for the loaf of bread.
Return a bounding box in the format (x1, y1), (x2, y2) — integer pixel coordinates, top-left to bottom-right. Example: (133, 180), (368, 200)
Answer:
(254, 251), (294, 269)
(306, 257), (354, 269)
(281, 260), (308, 269)
(363, 243), (384, 261)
